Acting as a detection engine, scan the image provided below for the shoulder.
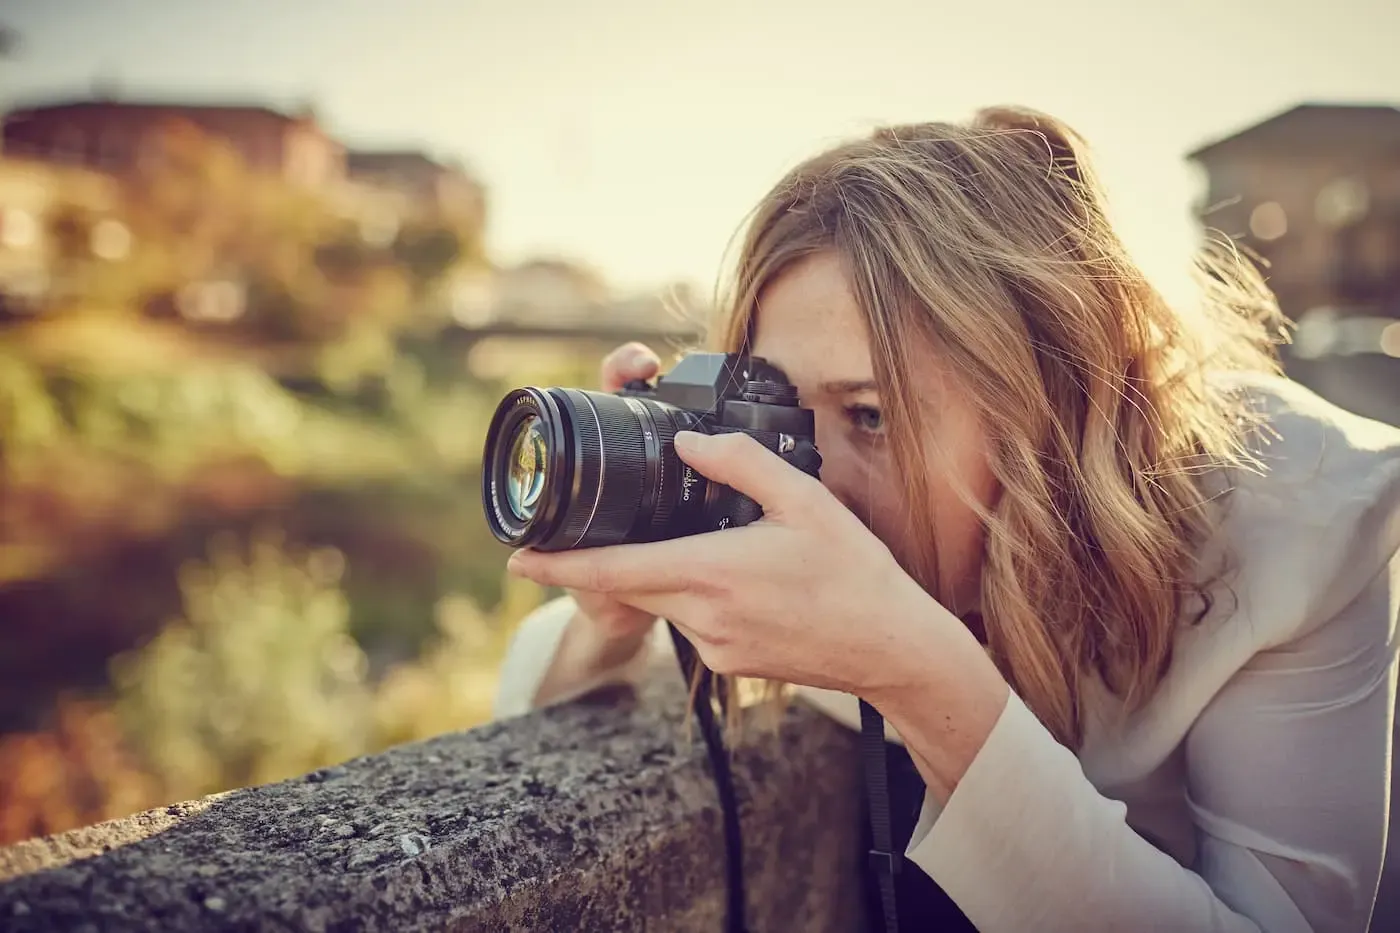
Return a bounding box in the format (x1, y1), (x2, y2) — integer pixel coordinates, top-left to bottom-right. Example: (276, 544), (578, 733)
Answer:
(1079, 374), (1399, 774)
(1206, 371), (1400, 648)
(1225, 371), (1400, 494)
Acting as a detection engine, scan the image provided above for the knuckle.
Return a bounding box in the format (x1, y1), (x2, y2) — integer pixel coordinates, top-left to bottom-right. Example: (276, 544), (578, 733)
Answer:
(690, 560), (726, 594)
(699, 607), (733, 646)
(715, 431), (758, 460)
(730, 431), (762, 451)
(703, 648), (734, 676)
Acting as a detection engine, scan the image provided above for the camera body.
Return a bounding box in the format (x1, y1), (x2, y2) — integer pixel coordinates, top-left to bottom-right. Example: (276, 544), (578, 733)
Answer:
(481, 351), (822, 551)
(615, 352), (823, 536)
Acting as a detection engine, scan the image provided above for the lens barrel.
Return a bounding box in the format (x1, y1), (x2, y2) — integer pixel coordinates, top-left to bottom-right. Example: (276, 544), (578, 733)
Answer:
(482, 387), (695, 550)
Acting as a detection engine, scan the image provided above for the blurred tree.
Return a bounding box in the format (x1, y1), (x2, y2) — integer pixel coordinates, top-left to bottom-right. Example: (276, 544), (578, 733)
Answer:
(314, 230), (381, 281)
(0, 348), (63, 471)
(0, 696), (160, 846)
(373, 570), (545, 749)
(392, 223), (462, 289)
(108, 529), (374, 798)
(0, 553), (539, 845)
(0, 87), (578, 847)
(112, 120), (336, 343)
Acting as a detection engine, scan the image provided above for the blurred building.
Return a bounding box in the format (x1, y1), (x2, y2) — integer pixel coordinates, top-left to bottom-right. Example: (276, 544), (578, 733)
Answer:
(0, 96), (345, 189)
(345, 150), (486, 229)
(1188, 103), (1400, 425)
(0, 156), (120, 315)
(487, 257), (613, 324)
(333, 150), (491, 304)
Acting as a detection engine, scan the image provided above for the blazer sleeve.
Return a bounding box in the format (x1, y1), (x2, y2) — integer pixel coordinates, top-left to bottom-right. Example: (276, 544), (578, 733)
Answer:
(904, 548), (1399, 933)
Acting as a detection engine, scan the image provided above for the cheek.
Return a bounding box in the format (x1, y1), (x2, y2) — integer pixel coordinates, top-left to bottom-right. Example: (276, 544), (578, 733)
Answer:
(813, 429), (910, 542)
(921, 449), (997, 607)
(809, 413), (993, 606)
(925, 487), (985, 578)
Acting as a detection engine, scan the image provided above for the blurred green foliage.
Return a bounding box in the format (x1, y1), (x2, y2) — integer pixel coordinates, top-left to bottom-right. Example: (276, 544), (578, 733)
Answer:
(0, 118), (601, 843)
(108, 530), (375, 798)
(0, 534), (548, 842)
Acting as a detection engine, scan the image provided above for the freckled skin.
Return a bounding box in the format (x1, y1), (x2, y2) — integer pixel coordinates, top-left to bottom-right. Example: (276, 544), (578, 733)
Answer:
(750, 251), (998, 616)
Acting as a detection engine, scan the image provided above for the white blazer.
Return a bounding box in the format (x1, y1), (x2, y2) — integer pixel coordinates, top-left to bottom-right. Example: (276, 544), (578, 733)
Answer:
(493, 373), (1400, 933)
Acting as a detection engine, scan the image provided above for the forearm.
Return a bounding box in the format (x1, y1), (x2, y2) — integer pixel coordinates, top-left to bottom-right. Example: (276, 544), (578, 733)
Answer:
(862, 620), (1260, 932)
(854, 595), (1316, 933)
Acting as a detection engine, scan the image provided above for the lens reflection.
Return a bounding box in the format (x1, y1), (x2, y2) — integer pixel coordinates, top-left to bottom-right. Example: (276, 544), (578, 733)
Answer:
(506, 415), (547, 520)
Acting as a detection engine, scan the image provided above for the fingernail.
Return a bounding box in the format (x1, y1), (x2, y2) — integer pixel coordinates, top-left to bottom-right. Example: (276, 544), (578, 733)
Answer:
(674, 431), (702, 454)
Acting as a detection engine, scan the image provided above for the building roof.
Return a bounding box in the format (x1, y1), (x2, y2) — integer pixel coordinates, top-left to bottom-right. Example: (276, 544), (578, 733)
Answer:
(2, 94), (317, 127)
(1187, 102), (1400, 161)
(346, 150), (449, 173)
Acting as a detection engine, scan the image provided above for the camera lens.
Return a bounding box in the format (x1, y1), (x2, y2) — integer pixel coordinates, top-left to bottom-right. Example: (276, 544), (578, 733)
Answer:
(481, 386), (697, 550)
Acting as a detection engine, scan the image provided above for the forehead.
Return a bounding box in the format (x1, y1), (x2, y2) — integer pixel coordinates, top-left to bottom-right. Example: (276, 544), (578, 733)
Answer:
(749, 252), (873, 386)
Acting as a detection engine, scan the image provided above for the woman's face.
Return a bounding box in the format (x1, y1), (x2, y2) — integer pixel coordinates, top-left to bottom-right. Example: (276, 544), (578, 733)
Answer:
(748, 251), (999, 616)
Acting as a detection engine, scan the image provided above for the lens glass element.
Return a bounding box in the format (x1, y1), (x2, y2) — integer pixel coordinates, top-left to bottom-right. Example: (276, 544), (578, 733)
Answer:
(506, 414), (548, 521)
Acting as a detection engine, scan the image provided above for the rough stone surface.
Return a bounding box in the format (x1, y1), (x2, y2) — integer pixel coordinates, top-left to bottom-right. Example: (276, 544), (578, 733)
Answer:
(0, 670), (866, 932)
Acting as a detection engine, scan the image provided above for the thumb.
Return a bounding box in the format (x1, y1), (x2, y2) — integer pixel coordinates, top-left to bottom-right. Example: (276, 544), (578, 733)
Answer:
(673, 431), (816, 516)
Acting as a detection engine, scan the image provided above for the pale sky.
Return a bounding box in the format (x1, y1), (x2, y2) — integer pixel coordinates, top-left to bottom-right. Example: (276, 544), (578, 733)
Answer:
(3, 0), (1398, 302)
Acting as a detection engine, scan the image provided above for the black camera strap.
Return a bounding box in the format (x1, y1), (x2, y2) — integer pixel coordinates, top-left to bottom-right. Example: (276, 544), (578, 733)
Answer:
(665, 624), (911, 933)
(858, 702), (979, 933)
(860, 698), (902, 933)
(667, 625), (970, 933)
(667, 623), (750, 933)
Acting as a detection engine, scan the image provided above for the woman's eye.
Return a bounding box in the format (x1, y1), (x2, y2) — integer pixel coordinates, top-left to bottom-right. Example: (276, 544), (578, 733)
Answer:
(845, 404), (885, 434)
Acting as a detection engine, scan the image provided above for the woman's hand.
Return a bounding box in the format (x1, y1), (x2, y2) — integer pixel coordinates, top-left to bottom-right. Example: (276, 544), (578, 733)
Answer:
(507, 428), (958, 699)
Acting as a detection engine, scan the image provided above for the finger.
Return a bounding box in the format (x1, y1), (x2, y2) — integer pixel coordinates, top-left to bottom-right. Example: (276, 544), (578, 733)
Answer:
(600, 342), (661, 392)
(507, 535), (721, 594)
(572, 588), (718, 648)
(600, 592), (709, 634)
(673, 430), (820, 517)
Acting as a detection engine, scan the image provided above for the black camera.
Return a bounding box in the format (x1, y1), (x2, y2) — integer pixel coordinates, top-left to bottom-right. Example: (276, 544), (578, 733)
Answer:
(481, 352), (823, 551)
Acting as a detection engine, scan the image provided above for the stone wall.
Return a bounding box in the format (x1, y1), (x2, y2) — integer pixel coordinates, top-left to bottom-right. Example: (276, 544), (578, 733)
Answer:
(0, 676), (866, 932)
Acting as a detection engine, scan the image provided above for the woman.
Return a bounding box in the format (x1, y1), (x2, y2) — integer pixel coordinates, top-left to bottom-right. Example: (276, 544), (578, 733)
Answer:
(492, 105), (1400, 932)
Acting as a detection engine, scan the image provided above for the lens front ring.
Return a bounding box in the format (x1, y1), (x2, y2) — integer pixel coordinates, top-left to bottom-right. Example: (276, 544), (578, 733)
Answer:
(482, 387), (573, 547)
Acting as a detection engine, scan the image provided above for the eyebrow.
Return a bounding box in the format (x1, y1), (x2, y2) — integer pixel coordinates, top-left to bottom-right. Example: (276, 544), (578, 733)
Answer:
(818, 378), (879, 395)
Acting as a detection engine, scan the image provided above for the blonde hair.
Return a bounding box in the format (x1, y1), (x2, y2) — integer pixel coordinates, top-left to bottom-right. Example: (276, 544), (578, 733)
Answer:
(705, 105), (1286, 747)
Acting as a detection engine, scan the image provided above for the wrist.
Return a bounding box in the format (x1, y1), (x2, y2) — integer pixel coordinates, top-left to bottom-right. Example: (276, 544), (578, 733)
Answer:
(568, 607), (652, 669)
(857, 583), (960, 705)
(862, 588), (1010, 802)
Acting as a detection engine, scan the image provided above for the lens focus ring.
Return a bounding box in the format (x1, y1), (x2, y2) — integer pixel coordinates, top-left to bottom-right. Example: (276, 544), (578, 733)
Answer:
(556, 390), (649, 547)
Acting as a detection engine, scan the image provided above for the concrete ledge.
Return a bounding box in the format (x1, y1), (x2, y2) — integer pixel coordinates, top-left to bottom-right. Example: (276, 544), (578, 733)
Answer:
(0, 674), (866, 931)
